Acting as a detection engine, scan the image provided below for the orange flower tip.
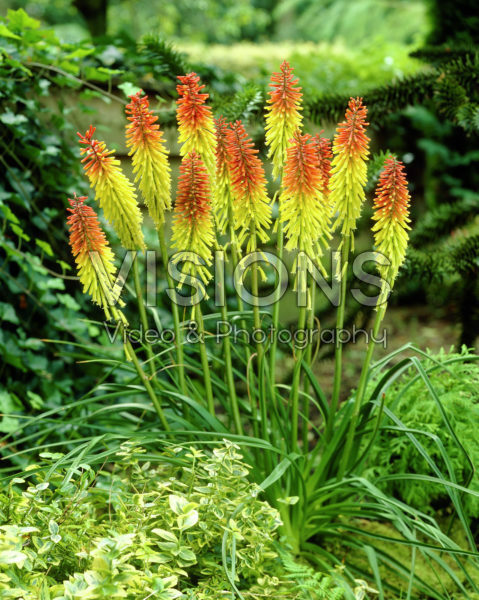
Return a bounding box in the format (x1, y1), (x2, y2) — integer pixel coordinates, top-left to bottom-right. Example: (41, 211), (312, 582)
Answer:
(267, 61), (302, 116)
(66, 193), (108, 256)
(282, 130), (322, 197)
(176, 72), (215, 172)
(269, 60), (302, 94)
(125, 90), (162, 148)
(176, 72), (208, 100)
(77, 125), (96, 145)
(67, 192), (88, 209)
(373, 156), (411, 220)
(77, 125), (115, 170)
(226, 120), (266, 193)
(334, 97), (370, 155)
(372, 156), (411, 280)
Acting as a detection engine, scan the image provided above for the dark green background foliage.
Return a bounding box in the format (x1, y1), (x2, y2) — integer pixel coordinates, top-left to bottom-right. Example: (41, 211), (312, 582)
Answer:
(0, 10), (94, 426)
(1, 0), (426, 44)
(425, 0), (479, 46)
(366, 350), (479, 523)
(306, 8), (479, 346)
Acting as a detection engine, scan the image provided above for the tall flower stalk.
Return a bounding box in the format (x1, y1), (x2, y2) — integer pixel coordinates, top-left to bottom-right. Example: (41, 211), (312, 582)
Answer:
(171, 151), (215, 415)
(214, 115), (244, 434)
(125, 91), (186, 392)
(67, 194), (169, 430)
(303, 133), (332, 445)
(327, 98), (370, 439)
(339, 156), (411, 477)
(265, 61), (303, 389)
(226, 120), (272, 438)
(279, 131), (331, 449)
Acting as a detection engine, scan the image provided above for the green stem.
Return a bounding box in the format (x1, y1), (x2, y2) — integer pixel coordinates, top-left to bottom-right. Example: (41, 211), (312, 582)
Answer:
(268, 188), (282, 437)
(158, 225), (187, 398)
(250, 228), (268, 443)
(195, 302), (215, 416)
(302, 281), (316, 449)
(290, 305), (307, 452)
(111, 307), (169, 431)
(338, 301), (386, 479)
(132, 256), (156, 377)
(230, 222), (259, 438)
(269, 219), (284, 397)
(218, 248), (243, 435)
(326, 234), (351, 441)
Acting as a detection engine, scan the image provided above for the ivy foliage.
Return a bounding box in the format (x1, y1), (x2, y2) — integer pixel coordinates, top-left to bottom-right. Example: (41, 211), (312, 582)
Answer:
(365, 350), (479, 522)
(0, 441), (344, 599)
(214, 83), (265, 124)
(0, 9), (108, 417)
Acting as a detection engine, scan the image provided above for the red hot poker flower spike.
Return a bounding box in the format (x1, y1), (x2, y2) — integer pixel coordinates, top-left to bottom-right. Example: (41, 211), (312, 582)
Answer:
(279, 131), (331, 282)
(225, 120), (271, 253)
(329, 97), (370, 240)
(67, 193), (124, 321)
(171, 151), (215, 293)
(176, 73), (216, 179)
(372, 156), (411, 283)
(125, 91), (171, 227)
(265, 60), (303, 179)
(77, 126), (144, 251)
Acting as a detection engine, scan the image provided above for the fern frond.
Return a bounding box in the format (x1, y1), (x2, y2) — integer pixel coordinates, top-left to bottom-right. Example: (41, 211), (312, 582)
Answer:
(410, 197), (479, 245)
(218, 84), (264, 124)
(277, 546), (345, 600)
(305, 73), (438, 124)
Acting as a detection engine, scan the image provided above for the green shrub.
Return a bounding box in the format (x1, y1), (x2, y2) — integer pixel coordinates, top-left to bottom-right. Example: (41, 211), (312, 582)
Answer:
(365, 349), (479, 521)
(0, 441), (344, 599)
